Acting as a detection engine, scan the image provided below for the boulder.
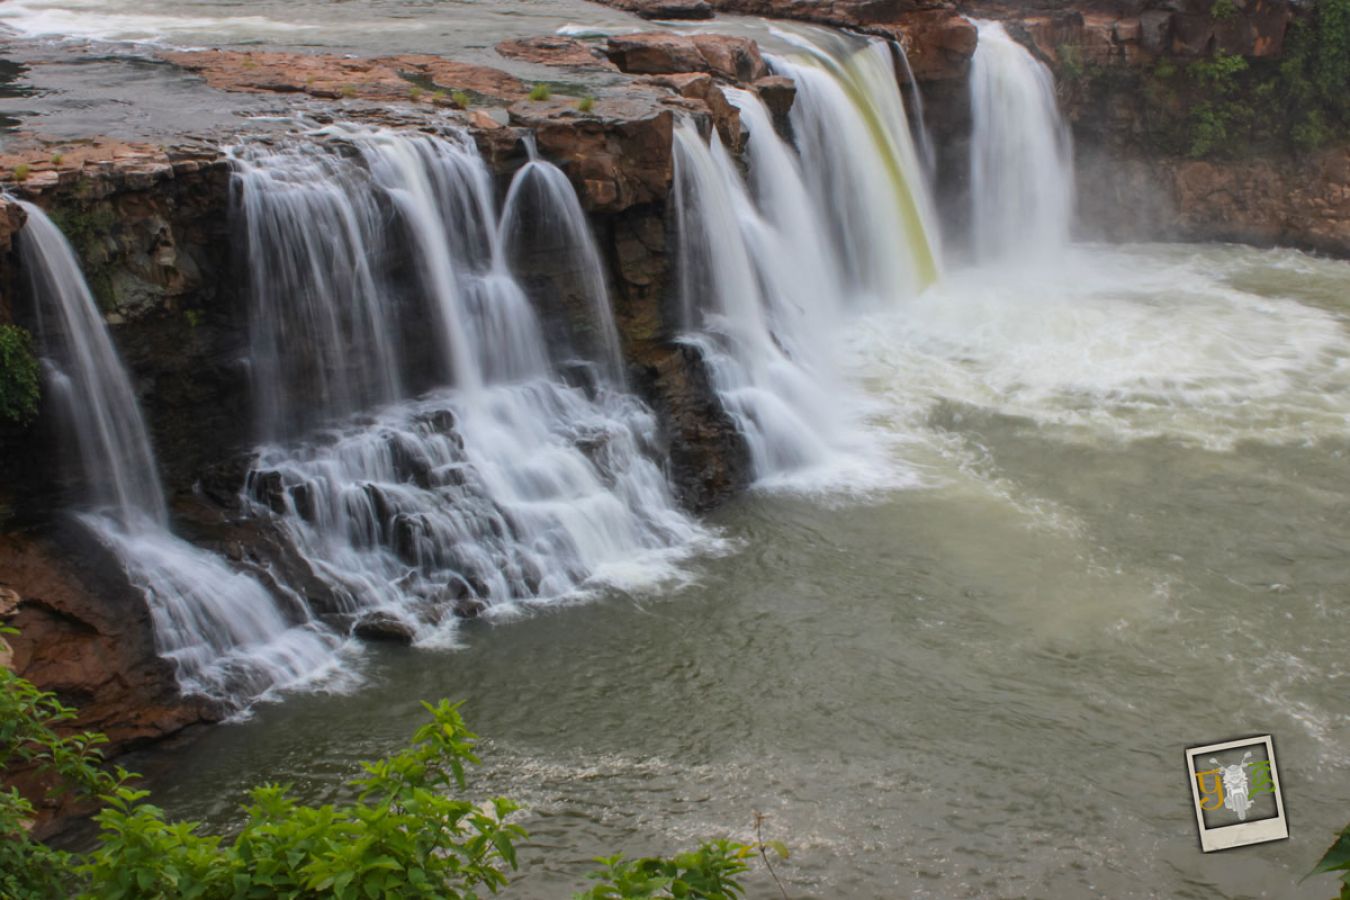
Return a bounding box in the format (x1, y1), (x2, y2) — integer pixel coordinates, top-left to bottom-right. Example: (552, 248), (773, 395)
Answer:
(604, 32), (768, 81)
(752, 75), (797, 136)
(508, 87), (684, 212)
(637, 72), (742, 146)
(494, 36), (616, 70)
(601, 0), (715, 19)
(691, 34), (769, 81)
(886, 11), (979, 82)
(353, 611), (416, 643)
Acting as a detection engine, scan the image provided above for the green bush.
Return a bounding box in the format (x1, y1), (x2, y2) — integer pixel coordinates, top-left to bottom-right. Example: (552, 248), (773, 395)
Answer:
(0, 625), (117, 899)
(0, 324), (41, 426)
(1122, 0), (1350, 158)
(574, 842), (752, 899)
(77, 699), (526, 899)
(1, 642), (776, 899)
(528, 84), (551, 102)
(1305, 822), (1350, 899)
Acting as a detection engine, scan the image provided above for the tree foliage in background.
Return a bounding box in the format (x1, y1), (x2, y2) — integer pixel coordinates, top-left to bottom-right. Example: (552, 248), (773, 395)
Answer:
(1, 649), (769, 899)
(0, 323), (41, 426)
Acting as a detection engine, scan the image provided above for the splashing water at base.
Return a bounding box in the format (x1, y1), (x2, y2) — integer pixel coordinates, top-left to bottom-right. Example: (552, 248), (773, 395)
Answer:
(848, 244), (1350, 452)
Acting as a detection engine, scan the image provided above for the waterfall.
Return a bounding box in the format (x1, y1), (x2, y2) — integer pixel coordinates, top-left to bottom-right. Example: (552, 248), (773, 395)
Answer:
(19, 203), (167, 525)
(671, 32), (941, 489)
(891, 40), (937, 183)
(17, 201), (344, 705)
(968, 20), (1075, 262)
(235, 127), (712, 643)
(769, 32), (941, 299)
(231, 144), (403, 440)
(500, 140), (626, 389)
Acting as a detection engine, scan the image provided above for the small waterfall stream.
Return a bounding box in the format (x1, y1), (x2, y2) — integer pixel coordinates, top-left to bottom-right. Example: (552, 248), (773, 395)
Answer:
(969, 20), (1075, 261)
(500, 139), (626, 389)
(18, 201), (343, 704)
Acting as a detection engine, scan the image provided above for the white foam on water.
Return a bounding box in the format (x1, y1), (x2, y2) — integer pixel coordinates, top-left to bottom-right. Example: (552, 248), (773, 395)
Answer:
(0, 0), (319, 44)
(846, 245), (1350, 452)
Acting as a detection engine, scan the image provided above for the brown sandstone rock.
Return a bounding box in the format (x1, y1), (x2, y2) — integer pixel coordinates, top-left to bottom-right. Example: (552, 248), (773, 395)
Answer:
(601, 0), (715, 19)
(0, 532), (218, 753)
(507, 89), (683, 212)
(604, 32), (768, 81)
(887, 10), (979, 81)
(752, 75), (797, 135)
(162, 49), (527, 105)
(637, 72), (742, 146)
(605, 33), (712, 74)
(691, 34), (769, 82)
(0, 198), (25, 256)
(495, 36), (617, 70)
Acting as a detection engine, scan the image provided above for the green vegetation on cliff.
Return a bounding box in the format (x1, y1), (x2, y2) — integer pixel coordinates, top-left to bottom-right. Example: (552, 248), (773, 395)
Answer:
(1067, 0), (1350, 158)
(0, 324), (41, 426)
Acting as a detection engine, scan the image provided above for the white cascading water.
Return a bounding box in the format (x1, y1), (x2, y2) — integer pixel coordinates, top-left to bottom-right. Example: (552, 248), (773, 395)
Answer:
(891, 40), (937, 183)
(232, 144), (403, 440)
(968, 20), (1075, 261)
(500, 138), (626, 388)
(234, 127), (712, 644)
(18, 201), (344, 705)
(770, 32), (941, 300)
(673, 33), (940, 488)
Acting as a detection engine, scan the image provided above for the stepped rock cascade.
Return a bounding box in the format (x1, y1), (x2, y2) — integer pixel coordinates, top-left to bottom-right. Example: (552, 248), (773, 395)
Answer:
(672, 34), (942, 489)
(969, 20), (1075, 262)
(17, 201), (343, 705)
(238, 128), (712, 644)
